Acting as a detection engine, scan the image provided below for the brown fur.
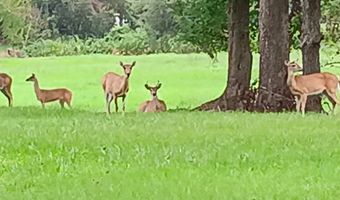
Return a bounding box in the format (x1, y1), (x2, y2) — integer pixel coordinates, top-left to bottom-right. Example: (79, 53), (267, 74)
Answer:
(139, 81), (167, 112)
(285, 60), (340, 115)
(26, 74), (72, 108)
(102, 61), (136, 114)
(0, 73), (13, 107)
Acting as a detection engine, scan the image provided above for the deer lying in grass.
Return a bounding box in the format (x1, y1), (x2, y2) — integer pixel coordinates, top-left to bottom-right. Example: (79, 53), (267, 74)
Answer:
(26, 74), (72, 108)
(102, 61), (136, 114)
(0, 73), (13, 107)
(139, 81), (167, 112)
(284, 60), (340, 115)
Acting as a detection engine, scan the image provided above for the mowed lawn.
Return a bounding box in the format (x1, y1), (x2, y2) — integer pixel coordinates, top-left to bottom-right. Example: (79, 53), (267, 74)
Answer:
(0, 53), (230, 110)
(0, 53), (340, 199)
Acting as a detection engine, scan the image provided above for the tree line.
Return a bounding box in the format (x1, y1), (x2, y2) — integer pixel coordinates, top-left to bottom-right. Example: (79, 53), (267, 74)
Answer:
(0, 0), (339, 58)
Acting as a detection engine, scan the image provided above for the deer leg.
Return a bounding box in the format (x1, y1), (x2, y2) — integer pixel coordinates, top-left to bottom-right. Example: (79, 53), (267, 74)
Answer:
(59, 100), (65, 108)
(295, 96), (301, 112)
(325, 90), (339, 114)
(122, 94), (126, 113)
(106, 93), (113, 114)
(41, 101), (45, 109)
(300, 94), (307, 116)
(114, 96), (118, 113)
(66, 100), (72, 108)
(1, 89), (12, 107)
(5, 88), (12, 107)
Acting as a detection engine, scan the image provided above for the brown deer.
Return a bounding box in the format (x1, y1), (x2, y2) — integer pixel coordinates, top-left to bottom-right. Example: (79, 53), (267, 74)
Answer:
(284, 60), (340, 115)
(0, 73), (13, 107)
(26, 73), (72, 108)
(7, 48), (24, 58)
(139, 81), (167, 112)
(102, 61), (136, 114)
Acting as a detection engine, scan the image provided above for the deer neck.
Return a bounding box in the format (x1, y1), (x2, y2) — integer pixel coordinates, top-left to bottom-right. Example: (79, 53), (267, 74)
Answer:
(33, 79), (41, 97)
(286, 69), (295, 86)
(123, 74), (130, 80)
(122, 75), (129, 89)
(152, 95), (158, 101)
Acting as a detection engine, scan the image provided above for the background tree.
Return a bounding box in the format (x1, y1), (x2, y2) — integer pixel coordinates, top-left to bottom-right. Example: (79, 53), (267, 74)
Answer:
(301, 0), (322, 112)
(0, 0), (34, 46)
(256, 0), (294, 112)
(197, 0), (252, 111)
(172, 0), (228, 59)
(289, 0), (302, 49)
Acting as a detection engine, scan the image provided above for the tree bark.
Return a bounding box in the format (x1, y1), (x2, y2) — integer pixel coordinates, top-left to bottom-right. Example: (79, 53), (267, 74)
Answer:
(196, 0), (252, 111)
(256, 0), (294, 112)
(255, 0), (295, 112)
(301, 0), (322, 112)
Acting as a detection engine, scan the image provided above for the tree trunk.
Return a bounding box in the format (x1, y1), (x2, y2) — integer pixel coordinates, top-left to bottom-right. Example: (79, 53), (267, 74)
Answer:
(301, 0), (322, 112)
(196, 0), (252, 111)
(256, 0), (295, 112)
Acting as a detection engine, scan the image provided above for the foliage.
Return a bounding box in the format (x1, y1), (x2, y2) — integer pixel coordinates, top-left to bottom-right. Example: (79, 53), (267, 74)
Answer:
(33, 0), (116, 38)
(23, 25), (198, 57)
(2, 0), (340, 57)
(171, 0), (228, 58)
(322, 0), (340, 43)
(0, 0), (34, 46)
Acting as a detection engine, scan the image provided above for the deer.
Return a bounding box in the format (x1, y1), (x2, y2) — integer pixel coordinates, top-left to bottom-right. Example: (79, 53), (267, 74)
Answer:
(139, 81), (167, 112)
(0, 73), (13, 107)
(284, 60), (340, 115)
(26, 73), (72, 108)
(7, 48), (24, 58)
(102, 61), (136, 114)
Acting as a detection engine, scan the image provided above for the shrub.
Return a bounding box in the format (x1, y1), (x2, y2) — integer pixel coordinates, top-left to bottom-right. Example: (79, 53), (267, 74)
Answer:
(23, 25), (201, 57)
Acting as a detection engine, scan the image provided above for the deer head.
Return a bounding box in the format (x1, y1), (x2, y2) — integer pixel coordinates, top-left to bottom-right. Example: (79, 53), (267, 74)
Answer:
(145, 81), (162, 97)
(120, 61), (136, 78)
(284, 60), (302, 72)
(26, 73), (37, 82)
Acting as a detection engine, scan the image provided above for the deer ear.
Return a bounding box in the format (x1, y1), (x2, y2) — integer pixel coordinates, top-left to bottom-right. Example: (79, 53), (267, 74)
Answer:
(145, 84), (150, 90)
(131, 61), (136, 67)
(284, 60), (290, 66)
(120, 61), (124, 67)
(32, 73), (35, 77)
(157, 83), (162, 89)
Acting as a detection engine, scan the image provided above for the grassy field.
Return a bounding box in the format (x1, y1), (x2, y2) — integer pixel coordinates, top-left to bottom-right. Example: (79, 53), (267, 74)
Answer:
(0, 53), (340, 199)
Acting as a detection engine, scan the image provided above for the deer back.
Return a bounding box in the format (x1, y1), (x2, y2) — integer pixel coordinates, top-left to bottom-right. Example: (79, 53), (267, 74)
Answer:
(39, 88), (71, 102)
(294, 72), (338, 94)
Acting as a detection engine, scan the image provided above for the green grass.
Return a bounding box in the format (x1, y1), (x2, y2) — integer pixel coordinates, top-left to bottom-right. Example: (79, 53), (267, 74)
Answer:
(0, 53), (229, 110)
(0, 53), (340, 199)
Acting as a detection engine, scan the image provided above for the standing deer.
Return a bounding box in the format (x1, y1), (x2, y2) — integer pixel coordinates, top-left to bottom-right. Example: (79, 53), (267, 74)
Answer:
(0, 73), (13, 107)
(26, 73), (72, 108)
(284, 60), (340, 115)
(139, 81), (167, 112)
(102, 61), (136, 114)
